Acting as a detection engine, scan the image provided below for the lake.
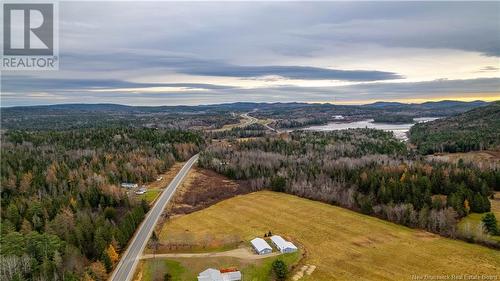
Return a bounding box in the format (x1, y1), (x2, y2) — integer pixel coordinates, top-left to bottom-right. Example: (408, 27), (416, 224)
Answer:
(303, 117), (438, 141)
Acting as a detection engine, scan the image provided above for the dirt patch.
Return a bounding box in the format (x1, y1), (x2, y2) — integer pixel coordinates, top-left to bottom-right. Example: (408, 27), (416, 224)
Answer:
(142, 246), (280, 261)
(166, 167), (253, 215)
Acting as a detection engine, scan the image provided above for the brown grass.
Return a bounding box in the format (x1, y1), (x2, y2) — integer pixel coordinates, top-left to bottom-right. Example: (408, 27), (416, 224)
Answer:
(159, 191), (500, 281)
(166, 167), (251, 216)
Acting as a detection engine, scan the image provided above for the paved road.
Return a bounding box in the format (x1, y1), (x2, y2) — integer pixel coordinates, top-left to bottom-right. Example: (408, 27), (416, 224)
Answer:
(109, 154), (199, 281)
(241, 112), (278, 132)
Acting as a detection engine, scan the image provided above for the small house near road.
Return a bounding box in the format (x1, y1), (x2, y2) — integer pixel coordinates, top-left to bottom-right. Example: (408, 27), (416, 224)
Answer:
(121, 183), (138, 189)
(250, 238), (272, 255)
(197, 268), (241, 281)
(270, 235), (298, 253)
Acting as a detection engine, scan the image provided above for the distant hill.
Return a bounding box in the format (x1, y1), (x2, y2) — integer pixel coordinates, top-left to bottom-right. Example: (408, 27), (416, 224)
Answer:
(410, 101), (500, 154)
(1, 100), (491, 130)
(364, 100), (489, 112)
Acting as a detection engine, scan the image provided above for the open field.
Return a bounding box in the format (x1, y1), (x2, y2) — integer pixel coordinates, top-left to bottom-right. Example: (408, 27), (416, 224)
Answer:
(135, 251), (300, 281)
(428, 150), (500, 165)
(458, 192), (500, 244)
(165, 166), (250, 216)
(159, 191), (500, 281)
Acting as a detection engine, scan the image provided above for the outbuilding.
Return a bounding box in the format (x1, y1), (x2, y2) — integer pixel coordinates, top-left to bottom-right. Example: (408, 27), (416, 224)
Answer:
(270, 235), (298, 253)
(197, 268), (241, 281)
(250, 238), (272, 255)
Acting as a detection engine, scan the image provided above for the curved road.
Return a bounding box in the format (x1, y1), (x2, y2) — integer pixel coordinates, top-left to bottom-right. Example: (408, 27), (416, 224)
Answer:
(109, 154), (199, 281)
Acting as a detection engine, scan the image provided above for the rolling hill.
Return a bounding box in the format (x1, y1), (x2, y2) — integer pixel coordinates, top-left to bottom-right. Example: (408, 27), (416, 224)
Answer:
(410, 101), (500, 154)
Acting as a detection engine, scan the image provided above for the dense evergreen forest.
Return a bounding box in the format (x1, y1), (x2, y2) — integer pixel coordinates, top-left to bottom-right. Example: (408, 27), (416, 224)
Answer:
(0, 127), (203, 281)
(199, 129), (499, 240)
(410, 102), (500, 154)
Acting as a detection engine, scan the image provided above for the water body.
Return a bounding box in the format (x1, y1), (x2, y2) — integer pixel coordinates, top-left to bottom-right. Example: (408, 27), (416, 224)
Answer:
(303, 117), (439, 141)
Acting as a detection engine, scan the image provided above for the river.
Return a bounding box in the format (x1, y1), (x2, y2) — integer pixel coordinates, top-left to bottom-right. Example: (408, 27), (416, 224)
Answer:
(303, 117), (438, 141)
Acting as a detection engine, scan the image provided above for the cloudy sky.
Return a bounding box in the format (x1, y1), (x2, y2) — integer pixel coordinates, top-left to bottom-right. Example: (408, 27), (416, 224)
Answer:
(1, 1), (499, 106)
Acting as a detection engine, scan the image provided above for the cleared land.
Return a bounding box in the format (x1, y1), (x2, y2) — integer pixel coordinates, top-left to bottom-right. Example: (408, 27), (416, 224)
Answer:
(165, 167), (251, 216)
(428, 150), (500, 165)
(135, 162), (186, 204)
(458, 192), (500, 243)
(159, 191), (500, 281)
(135, 252), (300, 281)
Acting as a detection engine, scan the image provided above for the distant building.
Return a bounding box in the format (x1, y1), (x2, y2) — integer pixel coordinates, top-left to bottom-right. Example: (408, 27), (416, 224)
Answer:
(121, 183), (138, 189)
(134, 187), (147, 195)
(270, 235), (298, 253)
(250, 238), (272, 255)
(197, 268), (241, 281)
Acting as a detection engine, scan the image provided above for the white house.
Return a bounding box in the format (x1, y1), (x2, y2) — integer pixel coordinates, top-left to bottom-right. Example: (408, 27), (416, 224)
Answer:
(120, 182), (138, 189)
(197, 268), (241, 281)
(250, 238), (272, 255)
(270, 235), (298, 253)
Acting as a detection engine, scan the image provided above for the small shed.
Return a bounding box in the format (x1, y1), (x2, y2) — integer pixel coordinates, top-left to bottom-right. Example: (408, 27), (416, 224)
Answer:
(250, 238), (272, 255)
(270, 235), (298, 253)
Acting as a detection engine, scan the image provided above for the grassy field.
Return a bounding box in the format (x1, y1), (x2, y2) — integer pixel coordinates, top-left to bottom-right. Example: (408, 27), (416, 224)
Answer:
(136, 252), (300, 281)
(159, 191), (500, 281)
(458, 192), (500, 244)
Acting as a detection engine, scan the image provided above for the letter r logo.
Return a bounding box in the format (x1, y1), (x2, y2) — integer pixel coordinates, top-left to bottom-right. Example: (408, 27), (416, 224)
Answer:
(3, 3), (54, 55)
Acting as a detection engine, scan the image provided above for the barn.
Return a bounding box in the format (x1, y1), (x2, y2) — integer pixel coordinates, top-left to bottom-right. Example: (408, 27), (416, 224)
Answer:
(250, 238), (272, 255)
(270, 235), (298, 253)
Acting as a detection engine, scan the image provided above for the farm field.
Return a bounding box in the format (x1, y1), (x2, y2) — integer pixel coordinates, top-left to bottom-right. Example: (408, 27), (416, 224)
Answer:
(158, 191), (500, 281)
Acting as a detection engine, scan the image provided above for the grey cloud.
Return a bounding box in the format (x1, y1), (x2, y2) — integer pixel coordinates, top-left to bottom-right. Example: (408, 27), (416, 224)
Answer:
(2, 78), (498, 107)
(176, 64), (402, 81)
(54, 52), (403, 81)
(1, 75), (235, 92)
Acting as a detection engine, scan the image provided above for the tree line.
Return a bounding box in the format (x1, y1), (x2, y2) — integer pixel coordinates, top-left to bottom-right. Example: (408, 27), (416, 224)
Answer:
(198, 129), (498, 240)
(1, 127), (203, 281)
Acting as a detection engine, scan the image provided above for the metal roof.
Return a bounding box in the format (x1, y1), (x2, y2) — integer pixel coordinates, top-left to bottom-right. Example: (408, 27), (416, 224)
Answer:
(198, 268), (223, 281)
(270, 235), (297, 251)
(250, 238), (272, 252)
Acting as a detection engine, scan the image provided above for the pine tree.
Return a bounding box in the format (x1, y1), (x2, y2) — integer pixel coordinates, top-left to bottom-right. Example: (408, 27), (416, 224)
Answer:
(482, 213), (498, 235)
(272, 259), (288, 281)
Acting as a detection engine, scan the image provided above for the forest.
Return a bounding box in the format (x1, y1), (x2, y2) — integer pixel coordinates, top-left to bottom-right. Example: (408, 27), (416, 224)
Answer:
(410, 102), (500, 154)
(198, 129), (499, 241)
(0, 127), (203, 281)
(1, 101), (498, 280)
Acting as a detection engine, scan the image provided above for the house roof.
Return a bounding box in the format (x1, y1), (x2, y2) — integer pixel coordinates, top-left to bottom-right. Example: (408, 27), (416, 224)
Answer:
(250, 238), (272, 252)
(198, 268), (223, 281)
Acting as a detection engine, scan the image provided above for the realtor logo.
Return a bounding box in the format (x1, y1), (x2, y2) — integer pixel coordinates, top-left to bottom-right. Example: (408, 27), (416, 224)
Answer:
(2, 2), (58, 70)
